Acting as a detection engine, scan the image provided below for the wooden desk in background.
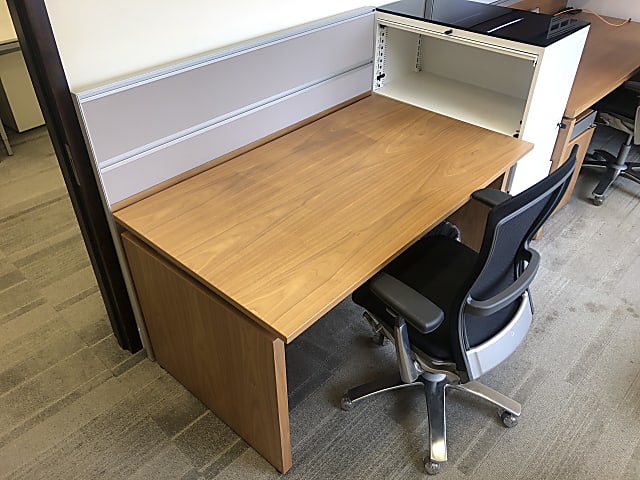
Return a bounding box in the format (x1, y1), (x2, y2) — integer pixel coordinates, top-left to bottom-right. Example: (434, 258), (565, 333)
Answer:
(114, 95), (532, 473)
(551, 13), (640, 208)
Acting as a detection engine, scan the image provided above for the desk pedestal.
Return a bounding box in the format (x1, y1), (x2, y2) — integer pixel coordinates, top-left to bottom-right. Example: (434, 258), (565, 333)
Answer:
(121, 233), (292, 473)
(550, 109), (597, 210)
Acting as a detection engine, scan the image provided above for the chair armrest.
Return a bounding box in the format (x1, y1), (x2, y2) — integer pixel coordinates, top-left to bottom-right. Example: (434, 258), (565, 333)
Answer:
(466, 248), (540, 316)
(369, 273), (444, 334)
(471, 188), (512, 208)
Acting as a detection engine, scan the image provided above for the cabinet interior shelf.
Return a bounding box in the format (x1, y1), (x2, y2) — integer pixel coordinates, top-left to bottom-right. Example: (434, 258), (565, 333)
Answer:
(375, 71), (526, 137)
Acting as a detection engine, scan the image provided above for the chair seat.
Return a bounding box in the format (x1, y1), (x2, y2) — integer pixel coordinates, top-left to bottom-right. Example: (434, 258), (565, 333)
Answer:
(353, 233), (523, 361)
(353, 234), (477, 360)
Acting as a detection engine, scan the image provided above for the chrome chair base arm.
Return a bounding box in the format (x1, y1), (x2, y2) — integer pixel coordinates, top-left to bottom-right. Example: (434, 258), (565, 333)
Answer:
(342, 374), (522, 475)
(453, 380), (521, 417)
(341, 373), (422, 410)
(423, 375), (450, 465)
(620, 166), (640, 185)
(342, 371), (458, 474)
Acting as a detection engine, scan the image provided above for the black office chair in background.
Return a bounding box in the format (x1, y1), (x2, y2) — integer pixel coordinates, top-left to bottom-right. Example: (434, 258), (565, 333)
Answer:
(341, 147), (578, 475)
(582, 80), (640, 206)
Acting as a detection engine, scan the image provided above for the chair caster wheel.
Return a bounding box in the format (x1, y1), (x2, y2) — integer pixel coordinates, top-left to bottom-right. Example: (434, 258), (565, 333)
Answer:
(424, 460), (441, 475)
(593, 195), (604, 206)
(500, 410), (518, 428)
(340, 395), (354, 411)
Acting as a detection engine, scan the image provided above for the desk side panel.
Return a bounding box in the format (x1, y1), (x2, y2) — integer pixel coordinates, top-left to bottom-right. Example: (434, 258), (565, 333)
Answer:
(552, 113), (595, 210)
(121, 232), (291, 473)
(446, 175), (506, 251)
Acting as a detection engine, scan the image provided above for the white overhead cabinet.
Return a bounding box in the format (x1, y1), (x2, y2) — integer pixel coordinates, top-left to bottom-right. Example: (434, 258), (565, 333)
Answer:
(372, 0), (589, 193)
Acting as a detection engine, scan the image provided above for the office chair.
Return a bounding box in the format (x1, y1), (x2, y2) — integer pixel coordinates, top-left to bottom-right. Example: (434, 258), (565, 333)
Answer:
(582, 80), (640, 206)
(341, 147), (578, 475)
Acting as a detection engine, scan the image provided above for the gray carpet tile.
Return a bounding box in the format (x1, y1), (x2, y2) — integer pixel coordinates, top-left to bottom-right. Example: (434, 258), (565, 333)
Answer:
(0, 123), (639, 479)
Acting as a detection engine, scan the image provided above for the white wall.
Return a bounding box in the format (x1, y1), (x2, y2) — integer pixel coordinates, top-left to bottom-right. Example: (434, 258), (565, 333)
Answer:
(570, 0), (640, 21)
(43, 0), (640, 92)
(43, 0), (387, 91)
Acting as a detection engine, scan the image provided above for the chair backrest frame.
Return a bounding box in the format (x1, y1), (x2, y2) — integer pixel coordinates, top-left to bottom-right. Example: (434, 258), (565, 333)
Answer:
(450, 146), (578, 376)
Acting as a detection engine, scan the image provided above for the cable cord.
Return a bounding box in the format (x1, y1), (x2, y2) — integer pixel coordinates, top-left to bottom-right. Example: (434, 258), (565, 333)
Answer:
(554, 8), (631, 27)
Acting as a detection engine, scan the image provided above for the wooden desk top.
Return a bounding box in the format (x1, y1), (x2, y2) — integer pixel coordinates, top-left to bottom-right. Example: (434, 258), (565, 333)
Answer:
(564, 13), (640, 119)
(115, 95), (532, 342)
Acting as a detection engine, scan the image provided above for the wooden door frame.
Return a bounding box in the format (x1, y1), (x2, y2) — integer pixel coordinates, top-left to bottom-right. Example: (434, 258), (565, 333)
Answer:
(6, 0), (142, 352)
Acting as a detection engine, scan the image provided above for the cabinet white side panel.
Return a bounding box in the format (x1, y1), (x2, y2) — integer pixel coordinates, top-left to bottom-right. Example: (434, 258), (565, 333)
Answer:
(100, 66), (373, 206)
(77, 13), (374, 168)
(509, 27), (589, 194)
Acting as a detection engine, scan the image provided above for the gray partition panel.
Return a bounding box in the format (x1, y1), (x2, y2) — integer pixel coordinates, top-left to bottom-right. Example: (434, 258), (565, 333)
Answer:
(76, 12), (374, 169)
(99, 66), (372, 205)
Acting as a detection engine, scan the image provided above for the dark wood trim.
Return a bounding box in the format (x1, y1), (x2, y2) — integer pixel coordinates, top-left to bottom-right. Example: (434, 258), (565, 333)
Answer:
(7, 0), (142, 352)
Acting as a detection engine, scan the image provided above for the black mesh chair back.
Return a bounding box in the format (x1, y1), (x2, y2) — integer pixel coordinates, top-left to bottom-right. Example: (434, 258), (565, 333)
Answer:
(453, 147), (578, 374)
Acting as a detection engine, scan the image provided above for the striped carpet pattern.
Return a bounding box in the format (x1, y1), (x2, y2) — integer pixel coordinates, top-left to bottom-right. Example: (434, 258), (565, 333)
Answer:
(0, 125), (639, 479)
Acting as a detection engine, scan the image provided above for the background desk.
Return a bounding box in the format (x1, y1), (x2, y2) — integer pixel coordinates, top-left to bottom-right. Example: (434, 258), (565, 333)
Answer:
(551, 13), (640, 208)
(115, 94), (532, 473)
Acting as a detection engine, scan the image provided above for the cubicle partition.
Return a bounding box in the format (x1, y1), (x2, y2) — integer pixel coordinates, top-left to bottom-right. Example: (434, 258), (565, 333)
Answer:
(73, 9), (375, 207)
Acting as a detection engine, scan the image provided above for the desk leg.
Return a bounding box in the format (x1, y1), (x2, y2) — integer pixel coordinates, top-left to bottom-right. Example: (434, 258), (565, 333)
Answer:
(121, 233), (292, 473)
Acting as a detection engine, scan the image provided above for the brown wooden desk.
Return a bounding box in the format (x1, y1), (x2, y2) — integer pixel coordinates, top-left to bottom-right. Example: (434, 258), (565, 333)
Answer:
(114, 94), (532, 473)
(551, 13), (640, 208)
